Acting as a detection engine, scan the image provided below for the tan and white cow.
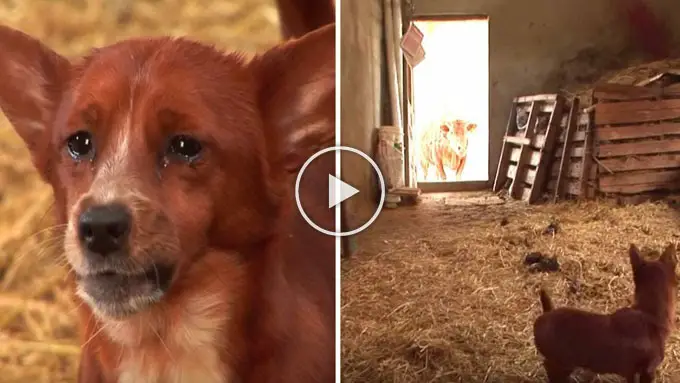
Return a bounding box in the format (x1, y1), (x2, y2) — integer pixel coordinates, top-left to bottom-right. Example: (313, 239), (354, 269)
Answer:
(419, 119), (478, 181)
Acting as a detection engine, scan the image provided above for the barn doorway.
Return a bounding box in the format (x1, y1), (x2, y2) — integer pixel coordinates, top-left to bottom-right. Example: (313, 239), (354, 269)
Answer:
(410, 16), (489, 189)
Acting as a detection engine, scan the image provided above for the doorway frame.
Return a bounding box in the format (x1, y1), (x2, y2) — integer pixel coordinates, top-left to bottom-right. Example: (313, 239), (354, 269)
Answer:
(401, 13), (491, 193)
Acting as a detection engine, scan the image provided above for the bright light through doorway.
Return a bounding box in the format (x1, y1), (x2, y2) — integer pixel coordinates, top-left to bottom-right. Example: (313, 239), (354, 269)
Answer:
(413, 18), (489, 183)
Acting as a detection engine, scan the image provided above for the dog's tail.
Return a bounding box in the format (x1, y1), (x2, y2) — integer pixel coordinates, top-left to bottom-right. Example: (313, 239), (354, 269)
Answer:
(538, 288), (554, 312)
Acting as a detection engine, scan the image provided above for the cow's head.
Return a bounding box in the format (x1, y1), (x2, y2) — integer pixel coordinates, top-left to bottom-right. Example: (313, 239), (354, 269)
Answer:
(440, 120), (477, 157)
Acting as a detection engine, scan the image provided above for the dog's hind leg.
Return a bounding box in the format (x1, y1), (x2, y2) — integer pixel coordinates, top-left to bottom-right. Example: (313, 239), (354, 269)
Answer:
(543, 359), (572, 383)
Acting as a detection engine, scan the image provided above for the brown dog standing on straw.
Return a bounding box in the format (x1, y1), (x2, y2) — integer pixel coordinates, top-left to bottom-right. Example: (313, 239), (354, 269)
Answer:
(533, 244), (677, 383)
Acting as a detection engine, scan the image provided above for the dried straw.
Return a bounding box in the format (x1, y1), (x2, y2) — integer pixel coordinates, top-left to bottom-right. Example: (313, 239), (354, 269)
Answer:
(0, 1), (280, 381)
(565, 58), (680, 106)
(342, 194), (680, 382)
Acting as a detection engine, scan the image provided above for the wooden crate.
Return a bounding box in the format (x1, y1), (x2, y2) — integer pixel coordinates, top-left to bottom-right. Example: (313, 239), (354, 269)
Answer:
(591, 81), (680, 201)
(493, 94), (567, 203)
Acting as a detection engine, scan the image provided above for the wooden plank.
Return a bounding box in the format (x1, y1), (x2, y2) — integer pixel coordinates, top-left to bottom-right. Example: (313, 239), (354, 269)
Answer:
(504, 136), (530, 146)
(636, 73), (667, 87)
(597, 138), (680, 158)
(593, 83), (660, 101)
(510, 131), (574, 150)
(599, 181), (680, 194)
(510, 101), (539, 199)
(507, 164), (537, 185)
(547, 179), (582, 196)
(596, 99), (680, 125)
(510, 147), (541, 166)
(594, 83), (680, 102)
(596, 122), (680, 141)
(665, 83), (680, 96)
(550, 161), (597, 179)
(558, 130), (586, 143)
(529, 95), (564, 203)
(599, 169), (680, 189)
(580, 112), (595, 199)
(515, 94), (558, 103)
(517, 103), (554, 114)
(555, 146), (585, 158)
(596, 153), (680, 172)
(554, 98), (579, 202)
(493, 102), (518, 192)
(551, 161), (581, 178)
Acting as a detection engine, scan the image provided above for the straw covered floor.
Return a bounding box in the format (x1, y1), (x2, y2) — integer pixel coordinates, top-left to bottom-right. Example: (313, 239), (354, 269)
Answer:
(0, 1), (280, 381)
(342, 193), (680, 382)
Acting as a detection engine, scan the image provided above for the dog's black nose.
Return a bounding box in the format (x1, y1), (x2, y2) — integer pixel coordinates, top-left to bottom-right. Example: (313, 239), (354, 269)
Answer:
(78, 203), (131, 255)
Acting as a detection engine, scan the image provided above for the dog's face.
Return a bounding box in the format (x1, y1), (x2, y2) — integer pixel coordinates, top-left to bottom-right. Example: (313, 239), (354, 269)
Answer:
(0, 25), (335, 320)
(629, 243), (678, 303)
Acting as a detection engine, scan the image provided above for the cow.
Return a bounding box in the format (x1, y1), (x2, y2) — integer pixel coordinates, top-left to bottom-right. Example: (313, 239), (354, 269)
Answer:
(419, 119), (478, 182)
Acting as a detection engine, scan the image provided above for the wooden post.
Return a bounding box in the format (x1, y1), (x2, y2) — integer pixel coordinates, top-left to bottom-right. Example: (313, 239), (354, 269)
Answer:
(579, 110), (595, 199)
(553, 97), (580, 202)
(493, 102), (518, 192)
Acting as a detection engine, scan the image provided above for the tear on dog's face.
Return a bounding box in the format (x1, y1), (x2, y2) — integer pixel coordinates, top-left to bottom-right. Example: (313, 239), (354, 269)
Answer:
(0, 24), (335, 320)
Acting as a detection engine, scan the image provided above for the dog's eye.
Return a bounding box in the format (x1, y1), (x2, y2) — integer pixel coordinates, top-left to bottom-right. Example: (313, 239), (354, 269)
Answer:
(66, 131), (94, 160)
(167, 135), (202, 161)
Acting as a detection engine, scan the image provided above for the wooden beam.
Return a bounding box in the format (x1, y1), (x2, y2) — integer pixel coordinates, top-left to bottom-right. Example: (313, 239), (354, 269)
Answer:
(504, 136), (531, 146)
(554, 97), (579, 202)
(579, 112), (595, 199)
(515, 94), (558, 103)
(596, 99), (680, 125)
(596, 153), (680, 172)
(509, 101), (539, 199)
(597, 138), (680, 158)
(493, 102), (519, 192)
(599, 169), (680, 186)
(596, 122), (680, 141)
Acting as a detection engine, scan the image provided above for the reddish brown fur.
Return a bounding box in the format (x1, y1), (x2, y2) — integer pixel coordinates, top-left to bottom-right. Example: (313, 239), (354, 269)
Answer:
(275, 0), (335, 40)
(0, 19), (335, 383)
(533, 244), (678, 383)
(418, 119), (477, 181)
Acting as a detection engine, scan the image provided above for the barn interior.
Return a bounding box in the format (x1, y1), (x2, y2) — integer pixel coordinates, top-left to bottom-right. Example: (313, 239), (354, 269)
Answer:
(341, 0), (680, 382)
(0, 1), (282, 381)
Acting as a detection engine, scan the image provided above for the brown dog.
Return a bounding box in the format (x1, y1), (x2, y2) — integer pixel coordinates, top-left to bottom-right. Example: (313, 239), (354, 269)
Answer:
(0, 18), (335, 383)
(533, 244), (678, 383)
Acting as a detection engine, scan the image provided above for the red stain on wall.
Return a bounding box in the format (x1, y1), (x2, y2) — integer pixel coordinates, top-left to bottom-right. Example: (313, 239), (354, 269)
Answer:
(618, 0), (670, 60)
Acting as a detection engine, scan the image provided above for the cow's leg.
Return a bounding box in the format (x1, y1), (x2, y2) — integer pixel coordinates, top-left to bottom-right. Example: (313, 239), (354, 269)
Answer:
(455, 156), (467, 181)
(420, 153), (430, 181)
(435, 158), (447, 181)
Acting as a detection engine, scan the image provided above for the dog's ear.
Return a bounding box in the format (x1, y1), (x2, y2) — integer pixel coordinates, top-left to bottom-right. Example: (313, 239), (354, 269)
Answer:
(0, 25), (71, 181)
(660, 243), (677, 270)
(250, 23), (335, 174)
(629, 243), (643, 271)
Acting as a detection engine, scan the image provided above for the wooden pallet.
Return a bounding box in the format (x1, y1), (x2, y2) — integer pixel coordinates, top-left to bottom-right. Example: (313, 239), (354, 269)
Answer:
(546, 101), (597, 201)
(493, 94), (566, 203)
(595, 84), (680, 201)
(590, 81), (680, 202)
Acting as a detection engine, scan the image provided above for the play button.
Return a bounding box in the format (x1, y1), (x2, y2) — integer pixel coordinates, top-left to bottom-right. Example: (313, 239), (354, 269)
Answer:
(328, 175), (359, 208)
(295, 145), (385, 237)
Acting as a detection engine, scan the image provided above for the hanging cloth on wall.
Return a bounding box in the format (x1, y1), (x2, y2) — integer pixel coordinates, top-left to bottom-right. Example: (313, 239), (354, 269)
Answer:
(400, 22), (425, 68)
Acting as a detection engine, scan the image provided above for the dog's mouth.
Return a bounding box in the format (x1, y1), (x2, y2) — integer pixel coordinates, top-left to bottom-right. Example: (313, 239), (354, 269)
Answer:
(75, 263), (175, 319)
